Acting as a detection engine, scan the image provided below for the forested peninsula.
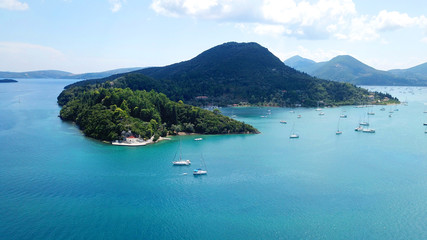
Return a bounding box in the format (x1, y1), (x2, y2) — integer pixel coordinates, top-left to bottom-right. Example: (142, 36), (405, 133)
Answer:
(58, 87), (258, 142)
(58, 42), (399, 143)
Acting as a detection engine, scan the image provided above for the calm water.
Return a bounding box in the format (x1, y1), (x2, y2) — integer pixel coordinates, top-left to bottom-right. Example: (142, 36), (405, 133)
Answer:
(0, 79), (426, 239)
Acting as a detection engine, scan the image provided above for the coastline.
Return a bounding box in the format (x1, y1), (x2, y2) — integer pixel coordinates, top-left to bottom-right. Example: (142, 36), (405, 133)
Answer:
(111, 136), (171, 146)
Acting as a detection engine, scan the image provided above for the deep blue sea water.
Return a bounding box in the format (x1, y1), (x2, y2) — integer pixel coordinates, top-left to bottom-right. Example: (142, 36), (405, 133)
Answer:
(0, 79), (426, 239)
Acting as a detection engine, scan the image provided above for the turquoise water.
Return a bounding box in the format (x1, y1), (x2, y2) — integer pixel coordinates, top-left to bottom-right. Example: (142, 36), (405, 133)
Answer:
(0, 79), (426, 239)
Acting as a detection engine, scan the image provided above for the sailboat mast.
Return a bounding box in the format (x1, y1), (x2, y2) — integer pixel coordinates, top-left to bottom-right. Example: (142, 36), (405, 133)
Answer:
(201, 153), (207, 170)
(179, 139), (182, 161)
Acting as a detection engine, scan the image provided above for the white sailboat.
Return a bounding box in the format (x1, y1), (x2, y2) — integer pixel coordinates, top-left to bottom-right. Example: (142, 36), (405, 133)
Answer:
(367, 106), (375, 115)
(289, 123), (299, 138)
(172, 139), (191, 166)
(336, 117), (342, 135)
(193, 154), (207, 175)
(362, 115), (375, 133)
(362, 128), (375, 133)
(315, 101), (322, 111)
(355, 125), (363, 132)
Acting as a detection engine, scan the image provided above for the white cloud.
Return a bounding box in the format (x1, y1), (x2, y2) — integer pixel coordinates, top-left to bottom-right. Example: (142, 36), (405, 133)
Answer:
(151, 0), (259, 19)
(0, 42), (66, 71)
(0, 0), (29, 10)
(335, 10), (427, 41)
(150, 0), (427, 41)
(373, 10), (419, 32)
(261, 0), (356, 26)
(109, 0), (125, 12)
(253, 24), (287, 36)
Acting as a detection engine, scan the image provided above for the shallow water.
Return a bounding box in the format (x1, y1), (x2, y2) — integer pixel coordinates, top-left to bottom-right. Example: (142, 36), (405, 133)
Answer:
(0, 80), (426, 239)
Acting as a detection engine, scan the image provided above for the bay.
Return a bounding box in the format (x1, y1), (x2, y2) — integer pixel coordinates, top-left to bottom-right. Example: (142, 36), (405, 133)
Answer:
(0, 79), (426, 239)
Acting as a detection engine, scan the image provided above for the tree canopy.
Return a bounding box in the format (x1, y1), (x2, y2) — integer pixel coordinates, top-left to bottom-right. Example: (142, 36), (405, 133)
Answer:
(58, 87), (259, 141)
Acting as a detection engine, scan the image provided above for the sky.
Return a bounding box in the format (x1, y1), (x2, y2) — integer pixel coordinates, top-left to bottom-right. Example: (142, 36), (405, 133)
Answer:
(1, 0), (427, 73)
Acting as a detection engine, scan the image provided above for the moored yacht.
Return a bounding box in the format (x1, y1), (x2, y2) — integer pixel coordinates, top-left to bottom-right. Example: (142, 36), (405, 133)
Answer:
(362, 128), (375, 133)
(355, 126), (363, 132)
(289, 134), (299, 138)
(193, 154), (208, 175)
(193, 168), (207, 175)
(173, 139), (191, 166)
(173, 160), (191, 166)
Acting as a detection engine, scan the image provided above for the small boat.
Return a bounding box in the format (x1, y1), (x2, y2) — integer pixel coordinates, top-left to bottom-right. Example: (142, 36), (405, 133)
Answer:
(193, 168), (207, 175)
(362, 129), (375, 133)
(319, 112), (325, 116)
(360, 122), (369, 126)
(367, 112), (375, 115)
(389, 114), (392, 117)
(355, 126), (363, 132)
(289, 123), (299, 138)
(340, 114), (347, 118)
(194, 138), (203, 141)
(297, 115), (302, 118)
(193, 154), (207, 175)
(289, 110), (295, 113)
(289, 134), (299, 138)
(424, 123), (427, 126)
(315, 101), (322, 111)
(336, 117), (342, 135)
(380, 108), (385, 111)
(173, 160), (191, 166)
(280, 120), (287, 124)
(173, 140), (191, 166)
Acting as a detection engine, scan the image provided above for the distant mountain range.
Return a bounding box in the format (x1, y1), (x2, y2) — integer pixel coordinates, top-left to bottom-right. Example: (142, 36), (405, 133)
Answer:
(0, 68), (143, 80)
(284, 55), (427, 86)
(63, 42), (396, 107)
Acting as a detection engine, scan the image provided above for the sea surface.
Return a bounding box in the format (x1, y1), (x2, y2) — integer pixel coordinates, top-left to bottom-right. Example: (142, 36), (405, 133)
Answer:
(0, 79), (426, 240)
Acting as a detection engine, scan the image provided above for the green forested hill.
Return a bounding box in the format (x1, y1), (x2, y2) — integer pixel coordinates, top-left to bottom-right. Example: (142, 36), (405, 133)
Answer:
(67, 42), (395, 107)
(58, 87), (258, 141)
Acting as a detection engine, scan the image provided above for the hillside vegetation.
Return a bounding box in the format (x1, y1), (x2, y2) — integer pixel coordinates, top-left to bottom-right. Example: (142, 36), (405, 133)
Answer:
(58, 87), (258, 141)
(67, 42), (396, 107)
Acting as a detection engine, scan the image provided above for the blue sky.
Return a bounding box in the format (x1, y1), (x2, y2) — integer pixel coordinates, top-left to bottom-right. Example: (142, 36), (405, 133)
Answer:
(1, 0), (426, 73)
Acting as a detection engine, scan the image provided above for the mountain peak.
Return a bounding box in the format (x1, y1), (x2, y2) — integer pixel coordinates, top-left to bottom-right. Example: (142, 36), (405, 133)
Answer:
(284, 55), (318, 73)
